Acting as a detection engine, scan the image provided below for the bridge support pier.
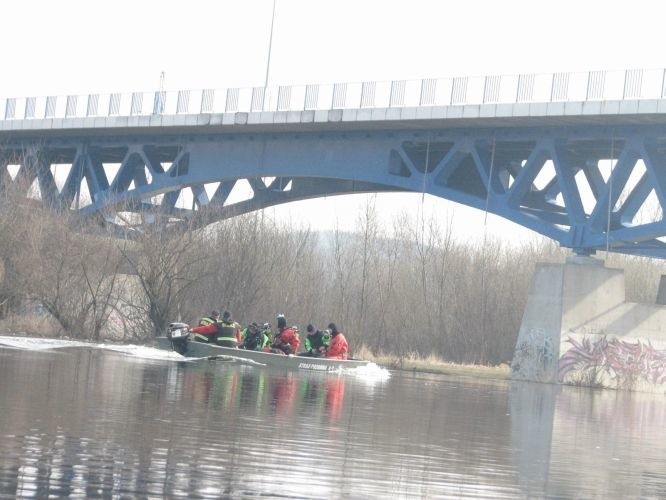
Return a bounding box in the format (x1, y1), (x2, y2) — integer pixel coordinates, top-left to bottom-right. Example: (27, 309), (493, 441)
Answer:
(511, 256), (666, 392)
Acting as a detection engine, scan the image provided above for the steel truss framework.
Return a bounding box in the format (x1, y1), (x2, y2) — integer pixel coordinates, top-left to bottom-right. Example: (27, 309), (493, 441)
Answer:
(2, 123), (666, 257)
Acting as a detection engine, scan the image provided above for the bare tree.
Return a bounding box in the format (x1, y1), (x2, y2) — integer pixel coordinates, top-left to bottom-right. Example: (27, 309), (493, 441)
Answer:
(352, 195), (380, 340)
(119, 223), (209, 337)
(80, 243), (125, 341)
(5, 202), (123, 339)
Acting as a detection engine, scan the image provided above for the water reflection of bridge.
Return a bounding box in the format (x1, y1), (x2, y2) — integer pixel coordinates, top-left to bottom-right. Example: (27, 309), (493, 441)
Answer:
(3, 68), (666, 257)
(510, 381), (666, 498)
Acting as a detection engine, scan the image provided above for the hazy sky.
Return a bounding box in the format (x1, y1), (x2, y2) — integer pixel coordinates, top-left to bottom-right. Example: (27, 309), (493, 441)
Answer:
(3, 0), (662, 95)
(2, 0), (663, 242)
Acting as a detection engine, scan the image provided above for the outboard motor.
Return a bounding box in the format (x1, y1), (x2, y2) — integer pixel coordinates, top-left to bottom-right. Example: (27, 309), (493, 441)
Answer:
(167, 322), (190, 355)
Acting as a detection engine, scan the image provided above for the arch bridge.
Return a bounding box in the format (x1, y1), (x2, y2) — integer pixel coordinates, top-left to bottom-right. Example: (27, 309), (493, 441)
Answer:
(3, 68), (666, 258)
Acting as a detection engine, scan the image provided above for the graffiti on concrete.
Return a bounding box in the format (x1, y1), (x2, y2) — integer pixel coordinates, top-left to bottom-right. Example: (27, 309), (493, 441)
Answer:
(511, 327), (555, 381)
(559, 335), (666, 387)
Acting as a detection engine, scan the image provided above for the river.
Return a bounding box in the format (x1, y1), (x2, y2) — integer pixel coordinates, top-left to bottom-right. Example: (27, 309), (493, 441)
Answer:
(1, 336), (665, 498)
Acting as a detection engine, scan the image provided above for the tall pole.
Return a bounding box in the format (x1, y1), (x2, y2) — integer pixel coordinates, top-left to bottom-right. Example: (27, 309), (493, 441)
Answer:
(262, 0), (277, 110)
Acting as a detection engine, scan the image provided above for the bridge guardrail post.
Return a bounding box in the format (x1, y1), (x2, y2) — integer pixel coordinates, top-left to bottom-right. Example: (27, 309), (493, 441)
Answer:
(419, 79), (436, 106)
(251, 87), (264, 111)
(389, 80), (405, 107)
(176, 90), (190, 114)
(152, 91), (165, 115)
(277, 86), (291, 111)
(516, 74), (534, 102)
(361, 81), (376, 108)
(25, 97), (36, 119)
(623, 69), (643, 99)
(200, 89), (214, 113)
(332, 83), (347, 109)
(45, 96), (57, 118)
(108, 93), (121, 116)
(586, 70), (606, 100)
(87, 95), (99, 117)
(226, 88), (239, 112)
(483, 75), (501, 104)
(551, 73), (569, 101)
(4, 98), (15, 119)
(130, 93), (143, 116)
(451, 77), (468, 105)
(66, 96), (78, 117)
(304, 84), (319, 110)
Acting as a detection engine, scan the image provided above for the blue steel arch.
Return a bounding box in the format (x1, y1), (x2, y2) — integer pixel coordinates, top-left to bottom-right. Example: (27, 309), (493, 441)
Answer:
(2, 122), (666, 258)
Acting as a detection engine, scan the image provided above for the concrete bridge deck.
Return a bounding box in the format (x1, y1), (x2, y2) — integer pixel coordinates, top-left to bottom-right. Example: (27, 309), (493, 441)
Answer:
(4, 97), (666, 136)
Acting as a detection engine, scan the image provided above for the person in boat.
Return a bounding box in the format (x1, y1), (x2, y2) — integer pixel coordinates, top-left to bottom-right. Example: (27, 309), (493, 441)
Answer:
(216, 311), (241, 348)
(325, 323), (348, 360)
(261, 322), (273, 341)
(189, 310), (221, 343)
(299, 324), (330, 357)
(270, 314), (300, 355)
(239, 322), (269, 351)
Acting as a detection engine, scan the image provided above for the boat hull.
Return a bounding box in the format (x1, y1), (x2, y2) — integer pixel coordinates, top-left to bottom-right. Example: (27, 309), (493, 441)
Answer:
(155, 336), (370, 372)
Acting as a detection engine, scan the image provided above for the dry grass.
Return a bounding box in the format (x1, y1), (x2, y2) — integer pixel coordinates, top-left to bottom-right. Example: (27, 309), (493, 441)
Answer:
(0, 313), (61, 337)
(354, 346), (511, 380)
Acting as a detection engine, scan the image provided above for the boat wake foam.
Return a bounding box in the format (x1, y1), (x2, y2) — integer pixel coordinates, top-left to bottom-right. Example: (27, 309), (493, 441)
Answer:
(0, 336), (187, 361)
(343, 362), (391, 382)
(0, 335), (91, 351)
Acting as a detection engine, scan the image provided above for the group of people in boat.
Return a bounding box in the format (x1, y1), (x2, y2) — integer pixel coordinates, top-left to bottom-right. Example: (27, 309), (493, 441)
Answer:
(188, 311), (349, 360)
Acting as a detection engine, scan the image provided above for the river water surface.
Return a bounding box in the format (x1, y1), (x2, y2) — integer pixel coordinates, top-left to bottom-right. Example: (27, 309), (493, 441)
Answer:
(1, 336), (666, 499)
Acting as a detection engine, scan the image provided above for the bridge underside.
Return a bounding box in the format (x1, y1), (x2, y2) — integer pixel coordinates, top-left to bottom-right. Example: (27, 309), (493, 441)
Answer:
(2, 123), (666, 257)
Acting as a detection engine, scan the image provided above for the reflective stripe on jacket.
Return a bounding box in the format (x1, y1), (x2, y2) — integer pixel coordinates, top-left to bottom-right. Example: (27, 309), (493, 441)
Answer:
(218, 321), (237, 339)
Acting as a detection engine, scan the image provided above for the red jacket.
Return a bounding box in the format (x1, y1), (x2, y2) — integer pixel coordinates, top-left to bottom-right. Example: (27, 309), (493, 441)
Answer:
(326, 332), (348, 359)
(190, 317), (218, 336)
(274, 327), (300, 354)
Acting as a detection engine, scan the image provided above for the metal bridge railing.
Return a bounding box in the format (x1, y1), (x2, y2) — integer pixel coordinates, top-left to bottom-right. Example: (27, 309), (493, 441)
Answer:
(2, 68), (666, 122)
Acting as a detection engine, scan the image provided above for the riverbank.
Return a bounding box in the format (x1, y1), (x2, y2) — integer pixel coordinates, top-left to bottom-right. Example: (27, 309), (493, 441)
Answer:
(354, 347), (511, 380)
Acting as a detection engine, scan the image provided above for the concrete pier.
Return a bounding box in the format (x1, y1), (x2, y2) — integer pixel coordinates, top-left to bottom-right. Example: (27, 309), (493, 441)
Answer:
(511, 256), (666, 392)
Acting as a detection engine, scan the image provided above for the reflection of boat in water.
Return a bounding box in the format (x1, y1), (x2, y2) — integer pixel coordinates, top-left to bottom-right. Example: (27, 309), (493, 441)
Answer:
(156, 323), (372, 372)
(324, 377), (345, 422)
(179, 362), (349, 423)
